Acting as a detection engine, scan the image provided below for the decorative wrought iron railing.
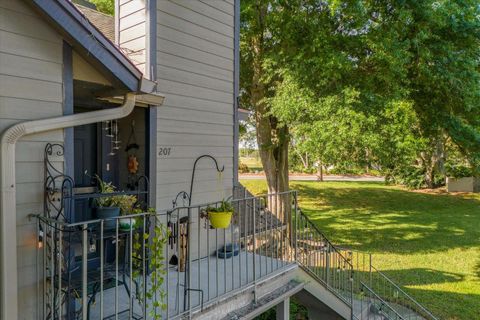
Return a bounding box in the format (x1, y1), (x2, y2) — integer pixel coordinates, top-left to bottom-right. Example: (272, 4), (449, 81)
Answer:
(35, 191), (297, 320)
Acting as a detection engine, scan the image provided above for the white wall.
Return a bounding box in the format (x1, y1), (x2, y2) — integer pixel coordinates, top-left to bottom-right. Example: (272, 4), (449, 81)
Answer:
(118, 0), (147, 73)
(155, 0), (235, 211)
(0, 0), (64, 318)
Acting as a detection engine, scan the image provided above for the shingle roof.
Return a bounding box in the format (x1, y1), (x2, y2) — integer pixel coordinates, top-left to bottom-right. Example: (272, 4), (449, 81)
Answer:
(74, 4), (115, 42)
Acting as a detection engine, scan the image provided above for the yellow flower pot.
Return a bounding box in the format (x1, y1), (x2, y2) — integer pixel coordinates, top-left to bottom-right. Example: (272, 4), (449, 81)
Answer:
(208, 211), (233, 229)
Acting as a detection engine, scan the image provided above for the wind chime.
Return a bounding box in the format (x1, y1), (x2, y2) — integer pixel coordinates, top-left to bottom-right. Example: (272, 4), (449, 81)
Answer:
(125, 120), (140, 190)
(104, 120), (121, 156)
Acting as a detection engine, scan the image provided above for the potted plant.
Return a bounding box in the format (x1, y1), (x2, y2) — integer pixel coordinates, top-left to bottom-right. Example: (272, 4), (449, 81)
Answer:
(206, 200), (234, 229)
(93, 175), (137, 229)
(117, 195), (138, 231)
(94, 176), (121, 229)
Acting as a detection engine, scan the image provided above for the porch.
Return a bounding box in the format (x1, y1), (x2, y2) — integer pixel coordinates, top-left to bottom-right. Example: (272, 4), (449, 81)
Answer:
(35, 191), (297, 320)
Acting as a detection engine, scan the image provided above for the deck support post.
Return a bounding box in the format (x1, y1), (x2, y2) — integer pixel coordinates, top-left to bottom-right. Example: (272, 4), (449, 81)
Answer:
(276, 297), (290, 320)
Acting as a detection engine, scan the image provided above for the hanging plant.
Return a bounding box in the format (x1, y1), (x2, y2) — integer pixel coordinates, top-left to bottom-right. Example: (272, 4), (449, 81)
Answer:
(206, 200), (234, 229)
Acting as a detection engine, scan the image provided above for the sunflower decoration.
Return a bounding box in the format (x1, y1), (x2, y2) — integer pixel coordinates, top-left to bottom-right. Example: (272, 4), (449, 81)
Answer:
(126, 121), (140, 179)
(128, 154), (139, 174)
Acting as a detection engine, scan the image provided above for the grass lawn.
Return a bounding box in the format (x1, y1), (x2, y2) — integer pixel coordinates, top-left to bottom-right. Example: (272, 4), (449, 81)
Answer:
(240, 180), (480, 320)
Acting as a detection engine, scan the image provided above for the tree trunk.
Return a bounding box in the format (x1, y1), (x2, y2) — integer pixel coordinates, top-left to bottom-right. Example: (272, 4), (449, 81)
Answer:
(317, 160), (324, 181)
(423, 135), (446, 189)
(296, 150), (308, 169)
(425, 165), (435, 189)
(249, 6), (290, 233)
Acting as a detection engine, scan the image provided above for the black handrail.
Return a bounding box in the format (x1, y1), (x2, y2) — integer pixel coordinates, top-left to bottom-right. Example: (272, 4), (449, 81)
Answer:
(298, 209), (353, 268)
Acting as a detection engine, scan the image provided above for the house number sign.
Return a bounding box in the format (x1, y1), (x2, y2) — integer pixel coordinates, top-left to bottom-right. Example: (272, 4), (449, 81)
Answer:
(158, 147), (172, 157)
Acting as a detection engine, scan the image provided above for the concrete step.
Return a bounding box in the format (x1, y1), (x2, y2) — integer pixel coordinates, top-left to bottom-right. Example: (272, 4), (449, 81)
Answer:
(353, 299), (372, 320)
(222, 280), (304, 320)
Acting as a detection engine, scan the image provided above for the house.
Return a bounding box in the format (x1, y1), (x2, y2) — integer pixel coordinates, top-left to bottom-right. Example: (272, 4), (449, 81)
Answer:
(0, 1), (438, 320)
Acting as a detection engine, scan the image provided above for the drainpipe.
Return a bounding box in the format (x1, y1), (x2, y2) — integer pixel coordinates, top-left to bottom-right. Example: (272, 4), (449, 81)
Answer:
(0, 93), (136, 320)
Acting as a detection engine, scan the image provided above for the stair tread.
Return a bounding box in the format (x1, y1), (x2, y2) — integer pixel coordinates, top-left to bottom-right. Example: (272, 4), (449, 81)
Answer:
(223, 280), (304, 319)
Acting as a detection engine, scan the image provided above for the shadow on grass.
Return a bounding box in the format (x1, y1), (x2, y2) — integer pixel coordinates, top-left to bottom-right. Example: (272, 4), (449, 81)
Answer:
(399, 285), (480, 319)
(379, 268), (464, 286)
(306, 265), (475, 318)
(362, 268), (472, 318)
(475, 256), (480, 280)
(308, 266), (464, 288)
(293, 182), (480, 254)
(241, 180), (479, 319)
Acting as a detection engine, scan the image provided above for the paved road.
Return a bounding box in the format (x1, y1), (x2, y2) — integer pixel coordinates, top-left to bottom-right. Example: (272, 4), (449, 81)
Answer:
(239, 174), (385, 182)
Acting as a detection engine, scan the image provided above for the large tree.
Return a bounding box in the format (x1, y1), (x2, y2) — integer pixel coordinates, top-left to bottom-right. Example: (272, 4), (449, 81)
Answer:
(241, 0), (480, 191)
(241, 0), (364, 198)
(241, 1), (290, 207)
(279, 0), (480, 187)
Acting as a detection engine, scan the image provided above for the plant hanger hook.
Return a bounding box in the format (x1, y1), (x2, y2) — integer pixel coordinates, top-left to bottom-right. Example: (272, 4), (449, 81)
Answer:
(188, 155), (225, 206)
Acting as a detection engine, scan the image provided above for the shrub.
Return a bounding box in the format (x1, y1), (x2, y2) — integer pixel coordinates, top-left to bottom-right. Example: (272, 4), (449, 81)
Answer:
(239, 161), (250, 173)
(388, 166), (445, 189)
(445, 164), (473, 179)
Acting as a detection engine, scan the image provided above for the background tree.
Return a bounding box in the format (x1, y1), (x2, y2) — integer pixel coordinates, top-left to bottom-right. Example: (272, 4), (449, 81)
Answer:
(89, 0), (114, 15)
(241, 0), (480, 190)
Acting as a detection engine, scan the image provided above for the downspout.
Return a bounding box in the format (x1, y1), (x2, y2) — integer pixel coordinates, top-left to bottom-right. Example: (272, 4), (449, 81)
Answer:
(0, 93), (136, 320)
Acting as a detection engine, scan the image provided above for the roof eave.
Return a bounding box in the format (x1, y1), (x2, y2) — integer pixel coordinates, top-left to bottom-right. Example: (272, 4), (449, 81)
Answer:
(29, 0), (143, 92)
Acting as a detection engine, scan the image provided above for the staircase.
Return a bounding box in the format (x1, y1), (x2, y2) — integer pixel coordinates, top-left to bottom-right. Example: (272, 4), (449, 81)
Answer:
(234, 185), (437, 320)
(295, 209), (438, 320)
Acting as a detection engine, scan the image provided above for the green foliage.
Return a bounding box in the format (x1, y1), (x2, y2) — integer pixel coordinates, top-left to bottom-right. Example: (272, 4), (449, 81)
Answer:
(253, 297), (308, 319)
(206, 200), (233, 213)
(146, 223), (169, 318)
(93, 175), (137, 213)
(238, 161), (250, 173)
(241, 0), (480, 188)
(444, 143), (476, 178)
(445, 165), (472, 179)
(388, 166), (430, 190)
(131, 213), (169, 319)
(94, 175), (116, 207)
(89, 0), (114, 15)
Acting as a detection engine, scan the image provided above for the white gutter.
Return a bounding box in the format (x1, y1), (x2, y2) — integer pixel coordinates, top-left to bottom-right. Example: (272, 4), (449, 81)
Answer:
(0, 93), (136, 320)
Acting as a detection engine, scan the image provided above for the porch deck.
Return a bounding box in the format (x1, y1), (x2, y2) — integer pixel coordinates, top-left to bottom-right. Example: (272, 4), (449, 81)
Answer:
(87, 251), (289, 319)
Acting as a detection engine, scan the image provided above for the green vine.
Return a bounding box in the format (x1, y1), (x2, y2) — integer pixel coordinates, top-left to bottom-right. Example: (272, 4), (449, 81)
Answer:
(131, 209), (169, 319)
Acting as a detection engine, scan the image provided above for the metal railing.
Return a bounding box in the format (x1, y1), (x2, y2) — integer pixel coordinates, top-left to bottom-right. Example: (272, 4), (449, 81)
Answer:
(295, 210), (354, 307)
(36, 191), (297, 320)
(357, 282), (406, 320)
(296, 209), (437, 320)
(36, 189), (437, 320)
(345, 250), (438, 320)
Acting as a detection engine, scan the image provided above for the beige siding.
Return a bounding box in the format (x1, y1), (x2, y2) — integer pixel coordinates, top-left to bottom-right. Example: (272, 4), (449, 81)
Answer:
(118, 0), (147, 72)
(155, 0), (234, 211)
(0, 0), (64, 318)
